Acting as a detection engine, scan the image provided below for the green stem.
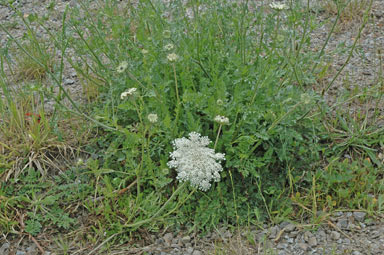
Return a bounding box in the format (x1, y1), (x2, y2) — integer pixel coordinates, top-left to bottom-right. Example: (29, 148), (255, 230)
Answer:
(173, 63), (180, 106)
(214, 124), (222, 150)
(124, 182), (187, 229)
(268, 102), (301, 133)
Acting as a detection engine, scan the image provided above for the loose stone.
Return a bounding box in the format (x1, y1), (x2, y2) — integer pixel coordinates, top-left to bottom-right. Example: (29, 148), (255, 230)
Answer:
(297, 243), (309, 251)
(353, 212), (367, 222)
(331, 231), (341, 240)
(308, 236), (318, 247)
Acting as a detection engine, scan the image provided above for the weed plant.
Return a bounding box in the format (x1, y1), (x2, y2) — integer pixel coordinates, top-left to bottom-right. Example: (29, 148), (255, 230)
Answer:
(63, 0), (324, 232)
(0, 0), (382, 250)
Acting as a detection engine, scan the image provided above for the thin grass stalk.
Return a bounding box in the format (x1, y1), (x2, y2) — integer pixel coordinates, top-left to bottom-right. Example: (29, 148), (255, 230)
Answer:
(295, 0), (310, 59)
(0, 22), (117, 132)
(311, 0), (351, 73)
(321, 0), (373, 95)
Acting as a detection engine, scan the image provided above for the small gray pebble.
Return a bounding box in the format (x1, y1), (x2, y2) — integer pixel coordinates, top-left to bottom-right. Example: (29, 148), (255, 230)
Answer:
(333, 212), (344, 217)
(337, 218), (349, 229)
(288, 231), (299, 238)
(26, 243), (37, 253)
(279, 221), (290, 228)
(223, 230), (232, 238)
(186, 247), (194, 254)
(308, 236), (317, 247)
(331, 231), (341, 240)
(0, 243), (10, 254)
(353, 212), (367, 222)
(192, 250), (202, 255)
(297, 243), (309, 251)
(16, 251), (27, 255)
(276, 243), (288, 249)
(303, 231), (314, 241)
(163, 233), (173, 244)
(64, 78), (75, 85)
(316, 230), (326, 239)
(268, 226), (280, 239)
(284, 223), (296, 232)
(181, 236), (191, 243)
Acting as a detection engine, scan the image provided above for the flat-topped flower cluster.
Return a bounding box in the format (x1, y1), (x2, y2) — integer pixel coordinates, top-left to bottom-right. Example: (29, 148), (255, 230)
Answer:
(167, 132), (225, 191)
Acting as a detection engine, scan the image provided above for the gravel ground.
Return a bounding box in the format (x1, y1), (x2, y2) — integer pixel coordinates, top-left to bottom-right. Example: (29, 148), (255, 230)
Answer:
(1, 0), (383, 254)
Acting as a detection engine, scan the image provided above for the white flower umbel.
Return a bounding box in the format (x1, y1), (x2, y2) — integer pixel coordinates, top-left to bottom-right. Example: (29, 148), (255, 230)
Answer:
(164, 43), (174, 51)
(269, 2), (288, 10)
(214, 115), (229, 125)
(147, 113), (158, 123)
(167, 53), (179, 62)
(163, 30), (171, 39)
(167, 132), (225, 191)
(116, 61), (128, 73)
(120, 87), (137, 99)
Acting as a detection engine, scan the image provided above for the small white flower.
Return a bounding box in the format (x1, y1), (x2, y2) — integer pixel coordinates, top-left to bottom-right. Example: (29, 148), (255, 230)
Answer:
(167, 132), (225, 191)
(142, 49), (149, 54)
(120, 88), (137, 99)
(269, 2), (288, 10)
(216, 99), (224, 105)
(147, 113), (158, 123)
(300, 93), (311, 104)
(163, 30), (171, 39)
(164, 43), (174, 51)
(116, 61), (128, 73)
(214, 115), (229, 125)
(76, 158), (84, 166)
(167, 53), (179, 62)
